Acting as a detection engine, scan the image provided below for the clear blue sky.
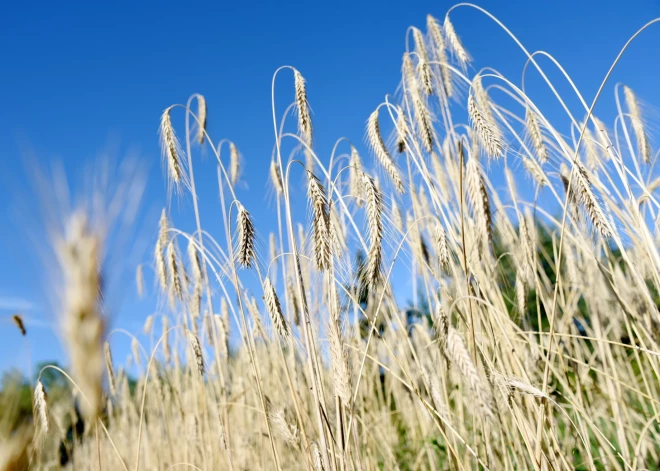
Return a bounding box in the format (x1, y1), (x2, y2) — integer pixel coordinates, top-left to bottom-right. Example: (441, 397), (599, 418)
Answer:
(2, 0), (660, 376)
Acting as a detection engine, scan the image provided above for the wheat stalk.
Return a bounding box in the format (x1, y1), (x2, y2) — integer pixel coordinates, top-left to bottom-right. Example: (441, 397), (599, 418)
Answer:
(229, 142), (240, 186)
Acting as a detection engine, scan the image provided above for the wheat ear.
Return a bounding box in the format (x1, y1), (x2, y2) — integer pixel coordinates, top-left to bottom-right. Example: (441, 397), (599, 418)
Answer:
(236, 203), (256, 268)
(525, 107), (548, 163)
(104, 341), (116, 395)
(435, 222), (450, 270)
(167, 240), (183, 303)
(426, 14), (452, 98)
(445, 327), (494, 420)
(34, 380), (49, 434)
(270, 159), (284, 196)
(229, 142), (240, 186)
(624, 85), (651, 164)
(159, 106), (185, 189)
(263, 277), (290, 341)
(58, 213), (105, 420)
(362, 173), (383, 290)
(412, 27), (433, 96)
(196, 94), (207, 145)
(367, 109), (405, 193)
(571, 162), (612, 237)
(443, 15), (470, 69)
(349, 145), (364, 205)
(187, 330), (205, 376)
(465, 155), (493, 247)
(468, 94), (502, 160)
(307, 171), (332, 270)
(268, 408), (300, 448)
(12, 314), (26, 336)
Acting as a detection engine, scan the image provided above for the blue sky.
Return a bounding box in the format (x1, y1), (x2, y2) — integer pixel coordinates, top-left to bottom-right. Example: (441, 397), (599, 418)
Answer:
(2, 0), (660, 376)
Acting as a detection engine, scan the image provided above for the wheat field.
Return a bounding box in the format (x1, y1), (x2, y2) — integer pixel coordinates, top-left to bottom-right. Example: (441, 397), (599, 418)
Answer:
(5, 5), (660, 470)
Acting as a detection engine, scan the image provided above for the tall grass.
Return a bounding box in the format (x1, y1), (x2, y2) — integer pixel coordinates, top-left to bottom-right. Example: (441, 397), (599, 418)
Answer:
(11, 6), (660, 470)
